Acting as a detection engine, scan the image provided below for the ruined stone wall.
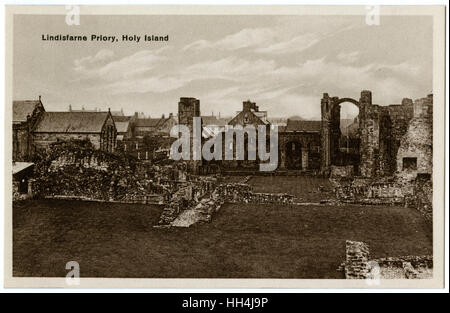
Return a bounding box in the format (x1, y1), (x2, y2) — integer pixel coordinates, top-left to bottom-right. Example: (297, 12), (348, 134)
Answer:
(359, 105), (381, 177)
(279, 132), (321, 170)
(321, 91), (418, 178)
(34, 133), (102, 150)
(32, 140), (167, 202)
(342, 240), (371, 279)
(216, 183), (294, 204)
(330, 165), (354, 178)
(339, 240), (433, 279)
(178, 97), (202, 173)
(386, 99), (414, 173)
(396, 95), (433, 180)
(406, 175), (433, 223)
(331, 177), (414, 205)
(12, 126), (30, 162)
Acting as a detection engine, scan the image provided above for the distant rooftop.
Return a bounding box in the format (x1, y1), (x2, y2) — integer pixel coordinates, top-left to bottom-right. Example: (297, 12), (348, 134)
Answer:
(285, 120), (321, 132)
(13, 100), (41, 122)
(34, 111), (110, 133)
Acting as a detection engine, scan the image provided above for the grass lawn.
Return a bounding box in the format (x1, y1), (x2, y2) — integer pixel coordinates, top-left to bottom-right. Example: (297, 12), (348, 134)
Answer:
(248, 176), (335, 202)
(13, 199), (432, 278)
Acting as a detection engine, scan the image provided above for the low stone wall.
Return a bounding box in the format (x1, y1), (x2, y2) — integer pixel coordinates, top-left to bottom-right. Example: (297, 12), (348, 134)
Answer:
(157, 177), (218, 225)
(216, 183), (294, 204)
(158, 182), (294, 227)
(371, 255), (433, 270)
(331, 177), (414, 205)
(331, 173), (432, 224)
(330, 165), (354, 178)
(407, 176), (432, 223)
(338, 240), (433, 279)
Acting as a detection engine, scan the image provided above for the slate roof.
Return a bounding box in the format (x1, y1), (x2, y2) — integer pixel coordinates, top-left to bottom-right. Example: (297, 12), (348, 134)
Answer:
(115, 121), (130, 133)
(135, 118), (162, 128)
(285, 120), (321, 132)
(13, 100), (41, 122)
(112, 116), (132, 123)
(34, 112), (109, 133)
(201, 116), (228, 127)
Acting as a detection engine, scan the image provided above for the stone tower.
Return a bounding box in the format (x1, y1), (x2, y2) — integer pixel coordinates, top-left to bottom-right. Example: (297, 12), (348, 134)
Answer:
(178, 97), (202, 174)
(320, 93), (341, 175)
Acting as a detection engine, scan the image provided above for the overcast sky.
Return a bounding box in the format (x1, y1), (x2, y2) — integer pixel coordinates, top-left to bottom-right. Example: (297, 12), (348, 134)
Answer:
(13, 14), (432, 119)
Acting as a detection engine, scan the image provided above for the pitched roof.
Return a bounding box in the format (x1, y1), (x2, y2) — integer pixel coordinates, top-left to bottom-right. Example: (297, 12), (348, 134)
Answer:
(285, 120), (321, 132)
(115, 121), (130, 133)
(34, 111), (109, 133)
(135, 118), (162, 127)
(228, 109), (269, 126)
(13, 100), (41, 122)
(12, 162), (34, 175)
(113, 115), (132, 123)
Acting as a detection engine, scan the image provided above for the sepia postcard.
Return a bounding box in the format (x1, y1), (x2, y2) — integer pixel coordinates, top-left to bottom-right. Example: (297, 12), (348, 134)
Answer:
(3, 4), (446, 289)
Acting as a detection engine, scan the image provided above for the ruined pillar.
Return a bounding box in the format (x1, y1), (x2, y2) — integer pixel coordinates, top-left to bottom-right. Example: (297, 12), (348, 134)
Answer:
(358, 90), (379, 178)
(178, 97), (202, 174)
(320, 93), (332, 175)
(301, 148), (309, 170)
(279, 145), (286, 169)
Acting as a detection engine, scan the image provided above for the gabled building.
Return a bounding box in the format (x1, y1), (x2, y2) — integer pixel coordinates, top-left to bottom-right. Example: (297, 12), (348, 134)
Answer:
(33, 110), (117, 152)
(279, 119), (322, 171)
(228, 100), (269, 127)
(134, 113), (177, 137)
(201, 115), (229, 139)
(13, 96), (45, 161)
(113, 115), (134, 140)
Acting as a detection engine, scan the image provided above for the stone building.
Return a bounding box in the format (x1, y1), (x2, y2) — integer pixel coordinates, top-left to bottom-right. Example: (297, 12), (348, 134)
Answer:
(33, 110), (117, 152)
(201, 115), (228, 139)
(396, 94), (433, 180)
(320, 90), (414, 177)
(175, 92), (426, 177)
(12, 97), (45, 161)
(113, 115), (134, 141)
(228, 100), (269, 127)
(134, 113), (177, 138)
(12, 161), (35, 200)
(178, 97), (202, 173)
(278, 120), (321, 171)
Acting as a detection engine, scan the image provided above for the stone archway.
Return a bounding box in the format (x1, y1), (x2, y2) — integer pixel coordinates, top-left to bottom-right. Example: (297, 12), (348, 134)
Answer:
(320, 91), (372, 175)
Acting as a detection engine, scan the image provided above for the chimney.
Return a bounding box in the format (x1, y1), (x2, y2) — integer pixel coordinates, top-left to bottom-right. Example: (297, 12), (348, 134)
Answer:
(38, 95), (41, 102)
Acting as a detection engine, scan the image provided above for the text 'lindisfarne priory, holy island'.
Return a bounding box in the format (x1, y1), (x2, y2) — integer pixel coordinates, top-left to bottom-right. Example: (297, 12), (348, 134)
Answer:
(41, 34), (169, 43)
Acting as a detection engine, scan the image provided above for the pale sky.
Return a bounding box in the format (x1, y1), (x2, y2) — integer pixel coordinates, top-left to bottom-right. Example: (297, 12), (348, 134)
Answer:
(13, 14), (432, 119)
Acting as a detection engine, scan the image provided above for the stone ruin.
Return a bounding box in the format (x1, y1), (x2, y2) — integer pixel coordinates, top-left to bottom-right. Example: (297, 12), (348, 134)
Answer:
(327, 93), (433, 222)
(320, 90), (417, 178)
(156, 179), (295, 227)
(338, 240), (433, 279)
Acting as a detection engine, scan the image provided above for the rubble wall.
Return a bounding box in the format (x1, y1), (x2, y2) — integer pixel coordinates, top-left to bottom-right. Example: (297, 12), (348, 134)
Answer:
(34, 133), (102, 150)
(32, 140), (166, 202)
(216, 183), (294, 204)
(339, 240), (433, 279)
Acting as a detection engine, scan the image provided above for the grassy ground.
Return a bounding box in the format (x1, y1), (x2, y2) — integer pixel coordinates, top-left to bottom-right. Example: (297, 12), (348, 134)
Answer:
(13, 199), (431, 278)
(248, 176), (335, 202)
